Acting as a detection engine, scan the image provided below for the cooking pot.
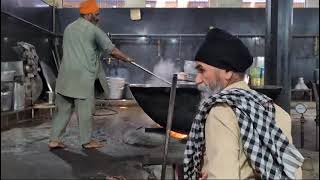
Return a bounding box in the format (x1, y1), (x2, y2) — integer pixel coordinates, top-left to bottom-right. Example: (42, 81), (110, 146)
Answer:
(1, 70), (16, 82)
(130, 83), (201, 133)
(1, 91), (13, 111)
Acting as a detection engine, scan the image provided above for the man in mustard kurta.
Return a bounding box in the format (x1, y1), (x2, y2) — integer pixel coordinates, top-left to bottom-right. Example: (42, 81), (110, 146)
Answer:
(49, 0), (133, 149)
(183, 28), (304, 179)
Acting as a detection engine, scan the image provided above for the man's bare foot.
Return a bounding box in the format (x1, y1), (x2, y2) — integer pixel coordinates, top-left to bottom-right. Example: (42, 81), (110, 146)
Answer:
(48, 140), (66, 150)
(82, 140), (104, 149)
(106, 176), (126, 180)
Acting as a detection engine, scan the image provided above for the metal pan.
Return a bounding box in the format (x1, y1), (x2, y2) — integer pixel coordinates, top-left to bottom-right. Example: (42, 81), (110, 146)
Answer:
(129, 83), (201, 133)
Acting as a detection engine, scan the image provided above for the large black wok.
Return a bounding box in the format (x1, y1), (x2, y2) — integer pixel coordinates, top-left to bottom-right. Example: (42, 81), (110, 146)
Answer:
(130, 83), (200, 133)
(129, 84), (282, 134)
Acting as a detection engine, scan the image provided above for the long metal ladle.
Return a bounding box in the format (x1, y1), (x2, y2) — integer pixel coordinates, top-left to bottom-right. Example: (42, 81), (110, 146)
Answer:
(130, 61), (172, 85)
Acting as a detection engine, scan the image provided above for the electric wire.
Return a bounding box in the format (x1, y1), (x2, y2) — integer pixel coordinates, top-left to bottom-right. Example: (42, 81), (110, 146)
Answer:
(93, 99), (119, 116)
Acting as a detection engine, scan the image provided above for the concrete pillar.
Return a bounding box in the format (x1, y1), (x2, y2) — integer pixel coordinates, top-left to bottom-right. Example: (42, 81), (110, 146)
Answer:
(209, 0), (241, 7)
(265, 0), (293, 112)
(124, 0), (145, 8)
(306, 0), (319, 7)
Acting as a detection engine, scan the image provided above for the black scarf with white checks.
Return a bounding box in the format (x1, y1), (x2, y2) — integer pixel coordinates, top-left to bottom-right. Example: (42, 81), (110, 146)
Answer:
(183, 88), (304, 179)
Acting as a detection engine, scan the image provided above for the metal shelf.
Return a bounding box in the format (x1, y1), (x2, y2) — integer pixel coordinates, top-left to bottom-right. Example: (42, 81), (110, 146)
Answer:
(110, 33), (265, 38)
(1, 107), (33, 116)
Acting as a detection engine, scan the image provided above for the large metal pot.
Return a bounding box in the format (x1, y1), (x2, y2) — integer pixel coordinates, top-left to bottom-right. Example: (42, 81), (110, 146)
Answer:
(1, 70), (16, 82)
(130, 83), (201, 133)
(1, 91), (13, 111)
(13, 82), (25, 110)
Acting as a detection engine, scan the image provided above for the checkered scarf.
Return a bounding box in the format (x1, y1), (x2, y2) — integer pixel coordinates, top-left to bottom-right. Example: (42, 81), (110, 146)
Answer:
(183, 88), (304, 179)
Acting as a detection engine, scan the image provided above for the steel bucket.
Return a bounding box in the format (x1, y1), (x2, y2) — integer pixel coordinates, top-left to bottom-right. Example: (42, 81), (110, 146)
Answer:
(1, 70), (16, 82)
(106, 77), (126, 99)
(1, 91), (13, 111)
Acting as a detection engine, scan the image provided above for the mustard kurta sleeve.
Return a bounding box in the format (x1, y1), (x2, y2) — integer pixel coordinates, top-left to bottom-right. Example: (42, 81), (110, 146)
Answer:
(203, 104), (242, 179)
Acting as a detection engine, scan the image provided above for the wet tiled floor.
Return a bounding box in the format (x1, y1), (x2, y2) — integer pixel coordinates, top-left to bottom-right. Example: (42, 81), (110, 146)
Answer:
(1, 101), (319, 179)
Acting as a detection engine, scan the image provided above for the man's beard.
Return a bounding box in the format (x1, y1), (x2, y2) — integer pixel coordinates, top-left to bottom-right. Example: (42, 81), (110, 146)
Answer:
(94, 19), (99, 25)
(89, 16), (99, 25)
(91, 19), (98, 25)
(197, 79), (224, 101)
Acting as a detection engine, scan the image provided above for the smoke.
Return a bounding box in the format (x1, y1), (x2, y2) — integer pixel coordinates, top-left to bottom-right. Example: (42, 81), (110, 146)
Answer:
(146, 58), (180, 86)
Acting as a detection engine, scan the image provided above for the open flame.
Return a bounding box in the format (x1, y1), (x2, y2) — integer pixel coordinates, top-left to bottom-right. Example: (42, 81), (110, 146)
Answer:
(169, 131), (188, 140)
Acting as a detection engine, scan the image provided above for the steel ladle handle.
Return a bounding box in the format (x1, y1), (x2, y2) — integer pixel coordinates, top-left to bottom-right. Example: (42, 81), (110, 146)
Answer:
(130, 61), (172, 85)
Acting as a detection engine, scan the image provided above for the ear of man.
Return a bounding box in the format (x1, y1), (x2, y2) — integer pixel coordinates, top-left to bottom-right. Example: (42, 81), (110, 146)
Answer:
(224, 70), (234, 81)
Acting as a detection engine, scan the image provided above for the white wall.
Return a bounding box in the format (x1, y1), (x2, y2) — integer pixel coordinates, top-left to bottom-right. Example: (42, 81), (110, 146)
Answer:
(306, 0), (319, 7)
(209, 0), (242, 7)
(124, 0), (146, 8)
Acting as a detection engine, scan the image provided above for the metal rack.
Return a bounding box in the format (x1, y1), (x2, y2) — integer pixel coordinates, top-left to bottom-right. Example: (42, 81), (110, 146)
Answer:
(1, 103), (55, 130)
(110, 33), (265, 39)
(110, 33), (318, 39)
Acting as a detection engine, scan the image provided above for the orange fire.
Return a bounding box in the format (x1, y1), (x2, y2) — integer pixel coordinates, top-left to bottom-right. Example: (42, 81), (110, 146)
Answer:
(169, 131), (188, 140)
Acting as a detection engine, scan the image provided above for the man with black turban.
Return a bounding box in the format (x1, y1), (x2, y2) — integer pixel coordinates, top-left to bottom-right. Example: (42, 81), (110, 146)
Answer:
(183, 28), (303, 180)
